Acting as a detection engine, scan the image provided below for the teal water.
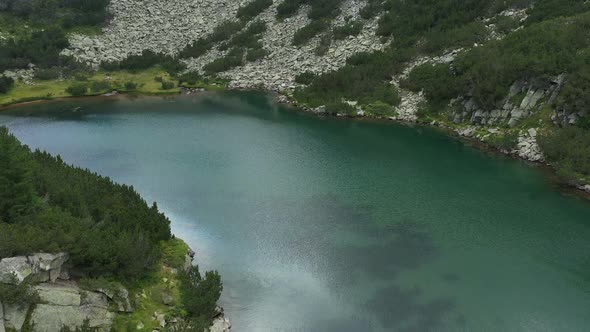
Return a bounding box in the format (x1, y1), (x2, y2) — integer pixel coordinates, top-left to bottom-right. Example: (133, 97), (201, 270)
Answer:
(1, 92), (589, 331)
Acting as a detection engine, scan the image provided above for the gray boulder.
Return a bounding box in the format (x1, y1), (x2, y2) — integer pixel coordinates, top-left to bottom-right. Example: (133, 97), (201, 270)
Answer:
(0, 257), (33, 284)
(0, 253), (69, 285)
(3, 303), (29, 331)
(0, 301), (5, 332)
(30, 282), (114, 332)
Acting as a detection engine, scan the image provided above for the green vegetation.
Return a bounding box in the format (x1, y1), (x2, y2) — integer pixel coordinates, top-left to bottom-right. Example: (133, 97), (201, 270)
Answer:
(0, 0), (110, 28)
(246, 48), (268, 62)
(0, 274), (40, 308)
(0, 128), (223, 329)
(325, 101), (356, 116)
(402, 63), (463, 111)
(525, 0), (590, 24)
(363, 100), (397, 117)
(102, 50), (186, 76)
(203, 48), (244, 74)
(0, 127), (171, 277)
(277, 0), (344, 20)
(0, 0), (110, 75)
(180, 266), (222, 323)
(66, 82), (89, 96)
(237, 0), (273, 20)
(293, 20), (329, 45)
(332, 21), (363, 40)
(294, 71), (316, 85)
(179, 20), (246, 59)
(294, 49), (411, 108)
(0, 28), (69, 72)
(0, 75), (14, 93)
(485, 131), (519, 151)
(539, 127), (590, 184)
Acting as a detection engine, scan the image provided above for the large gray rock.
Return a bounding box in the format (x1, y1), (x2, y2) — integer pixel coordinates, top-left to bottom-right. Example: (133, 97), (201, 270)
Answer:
(3, 304), (29, 331)
(35, 283), (82, 306)
(0, 253), (69, 285)
(209, 316), (231, 332)
(30, 304), (114, 332)
(0, 257), (33, 284)
(28, 253), (69, 283)
(0, 301), (5, 332)
(30, 282), (114, 332)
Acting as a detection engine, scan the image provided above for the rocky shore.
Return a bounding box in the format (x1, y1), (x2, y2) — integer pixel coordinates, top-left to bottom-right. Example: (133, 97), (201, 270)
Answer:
(0, 247), (230, 332)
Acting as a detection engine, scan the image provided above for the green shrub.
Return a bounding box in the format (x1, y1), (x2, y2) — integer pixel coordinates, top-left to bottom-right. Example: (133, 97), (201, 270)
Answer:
(325, 101), (357, 115)
(101, 50), (185, 75)
(555, 54), (590, 117)
(0, 75), (14, 94)
(332, 21), (363, 40)
(228, 29), (265, 49)
(0, 28), (69, 72)
(160, 81), (175, 90)
(35, 68), (61, 80)
(314, 34), (331, 56)
(180, 266), (222, 324)
(295, 71), (316, 85)
(364, 101), (397, 116)
(66, 83), (89, 96)
(203, 49), (244, 74)
(494, 16), (521, 34)
(538, 126), (590, 179)
(246, 48), (268, 62)
(178, 72), (203, 85)
(0, 275), (40, 309)
(486, 132), (519, 151)
(178, 39), (213, 59)
(124, 81), (138, 91)
(360, 1), (382, 19)
(293, 20), (329, 46)
(276, 0), (305, 18)
(237, 0), (273, 20)
(526, 0), (590, 25)
(402, 63), (463, 109)
(90, 80), (112, 93)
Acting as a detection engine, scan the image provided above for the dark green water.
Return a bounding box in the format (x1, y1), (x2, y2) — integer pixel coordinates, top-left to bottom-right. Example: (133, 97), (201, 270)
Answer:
(1, 92), (589, 331)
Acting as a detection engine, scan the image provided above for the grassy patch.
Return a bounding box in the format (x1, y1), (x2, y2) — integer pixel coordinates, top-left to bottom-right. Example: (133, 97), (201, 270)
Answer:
(113, 238), (190, 332)
(0, 68), (182, 106)
(517, 105), (555, 129)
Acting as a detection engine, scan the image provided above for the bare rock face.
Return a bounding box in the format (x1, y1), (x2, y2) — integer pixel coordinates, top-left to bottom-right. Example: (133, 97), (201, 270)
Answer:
(0, 301), (4, 332)
(0, 254), (127, 332)
(0, 253), (69, 285)
(2, 304), (29, 331)
(210, 316), (232, 332)
(30, 282), (115, 332)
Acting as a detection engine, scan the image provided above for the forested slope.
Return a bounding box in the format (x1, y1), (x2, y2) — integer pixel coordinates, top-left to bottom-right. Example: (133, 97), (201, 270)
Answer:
(0, 127), (224, 331)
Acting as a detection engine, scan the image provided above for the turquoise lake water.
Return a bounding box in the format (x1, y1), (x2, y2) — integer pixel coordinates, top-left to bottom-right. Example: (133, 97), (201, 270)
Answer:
(1, 92), (589, 331)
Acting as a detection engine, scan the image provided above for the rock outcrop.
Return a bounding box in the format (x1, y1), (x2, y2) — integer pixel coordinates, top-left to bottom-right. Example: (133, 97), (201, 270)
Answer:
(0, 253), (69, 284)
(0, 254), (123, 332)
(30, 283), (115, 332)
(0, 300), (4, 332)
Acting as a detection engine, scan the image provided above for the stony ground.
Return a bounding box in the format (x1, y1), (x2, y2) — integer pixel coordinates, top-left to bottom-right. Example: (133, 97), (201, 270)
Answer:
(63, 0), (385, 91)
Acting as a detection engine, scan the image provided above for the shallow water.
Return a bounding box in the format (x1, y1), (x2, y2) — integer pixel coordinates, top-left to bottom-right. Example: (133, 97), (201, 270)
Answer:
(1, 92), (589, 331)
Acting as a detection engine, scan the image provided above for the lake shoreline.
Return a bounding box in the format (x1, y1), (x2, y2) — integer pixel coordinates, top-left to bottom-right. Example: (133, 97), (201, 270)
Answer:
(2, 89), (589, 199)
